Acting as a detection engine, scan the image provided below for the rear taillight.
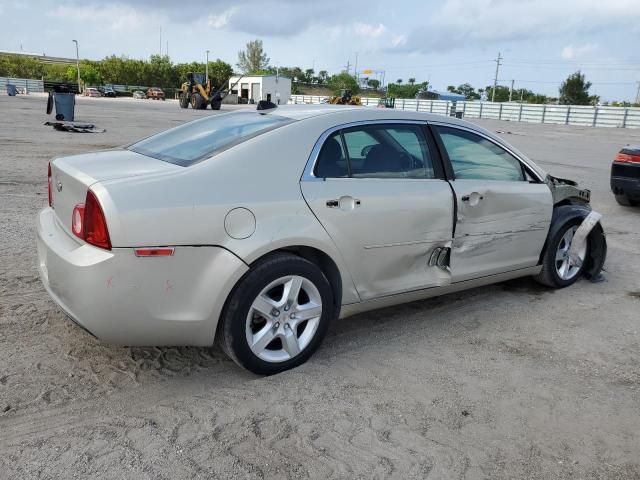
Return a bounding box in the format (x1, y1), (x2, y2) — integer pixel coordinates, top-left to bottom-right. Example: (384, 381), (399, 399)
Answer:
(84, 190), (111, 250)
(48, 163), (53, 207)
(70, 190), (111, 250)
(615, 153), (640, 164)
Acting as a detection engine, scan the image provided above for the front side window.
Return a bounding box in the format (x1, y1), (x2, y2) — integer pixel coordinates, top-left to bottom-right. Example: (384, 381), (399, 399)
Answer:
(314, 124), (435, 179)
(129, 112), (293, 167)
(435, 126), (525, 181)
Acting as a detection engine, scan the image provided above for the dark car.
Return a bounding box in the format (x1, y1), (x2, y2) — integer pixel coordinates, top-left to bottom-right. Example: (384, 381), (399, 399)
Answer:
(611, 146), (640, 206)
(146, 87), (165, 100)
(98, 86), (116, 97)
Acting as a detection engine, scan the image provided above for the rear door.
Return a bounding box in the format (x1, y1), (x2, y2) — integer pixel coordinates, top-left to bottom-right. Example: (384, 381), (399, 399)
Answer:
(432, 124), (552, 282)
(301, 122), (454, 300)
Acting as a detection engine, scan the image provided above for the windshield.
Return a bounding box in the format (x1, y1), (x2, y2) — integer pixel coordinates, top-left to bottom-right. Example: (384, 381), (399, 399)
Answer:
(128, 112), (293, 166)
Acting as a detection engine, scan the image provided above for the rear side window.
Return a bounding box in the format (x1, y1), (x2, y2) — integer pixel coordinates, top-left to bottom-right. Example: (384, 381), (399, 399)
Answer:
(129, 112), (293, 167)
(435, 126), (524, 181)
(314, 124), (435, 179)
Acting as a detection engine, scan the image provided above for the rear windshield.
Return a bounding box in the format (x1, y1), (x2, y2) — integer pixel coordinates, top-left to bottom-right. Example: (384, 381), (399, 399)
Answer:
(128, 112), (293, 166)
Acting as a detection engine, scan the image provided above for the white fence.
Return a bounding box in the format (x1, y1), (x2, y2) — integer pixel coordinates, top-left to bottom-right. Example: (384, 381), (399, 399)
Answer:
(289, 94), (640, 129)
(0, 77), (44, 93)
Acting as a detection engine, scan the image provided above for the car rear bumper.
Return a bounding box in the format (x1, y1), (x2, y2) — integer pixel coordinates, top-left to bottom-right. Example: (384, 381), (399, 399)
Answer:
(611, 162), (640, 200)
(37, 207), (248, 346)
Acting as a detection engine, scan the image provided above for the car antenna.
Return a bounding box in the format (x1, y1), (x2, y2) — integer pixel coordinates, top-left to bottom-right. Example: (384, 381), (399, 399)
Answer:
(257, 100), (277, 113)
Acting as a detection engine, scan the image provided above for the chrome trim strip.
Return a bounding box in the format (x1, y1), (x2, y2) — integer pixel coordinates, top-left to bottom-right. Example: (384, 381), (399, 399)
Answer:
(301, 119), (429, 182)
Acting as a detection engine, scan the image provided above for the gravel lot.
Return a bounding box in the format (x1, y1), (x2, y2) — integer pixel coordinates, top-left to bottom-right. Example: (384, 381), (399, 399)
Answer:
(1, 95), (639, 479)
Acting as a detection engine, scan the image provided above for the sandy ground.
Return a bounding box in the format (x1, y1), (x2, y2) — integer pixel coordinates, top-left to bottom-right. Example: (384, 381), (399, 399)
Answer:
(1, 95), (639, 479)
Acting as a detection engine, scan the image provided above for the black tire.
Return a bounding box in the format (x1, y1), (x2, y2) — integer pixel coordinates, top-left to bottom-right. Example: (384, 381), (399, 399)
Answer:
(219, 253), (334, 375)
(534, 218), (586, 288)
(210, 99), (222, 110)
(615, 194), (637, 206)
(179, 92), (189, 108)
(191, 93), (206, 109)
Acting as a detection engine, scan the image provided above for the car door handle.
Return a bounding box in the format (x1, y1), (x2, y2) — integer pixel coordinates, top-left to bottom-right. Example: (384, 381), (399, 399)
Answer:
(326, 197), (361, 209)
(461, 193), (484, 202)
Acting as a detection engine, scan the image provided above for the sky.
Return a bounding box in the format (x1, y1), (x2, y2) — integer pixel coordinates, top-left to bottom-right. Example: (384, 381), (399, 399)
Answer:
(1, 0), (640, 101)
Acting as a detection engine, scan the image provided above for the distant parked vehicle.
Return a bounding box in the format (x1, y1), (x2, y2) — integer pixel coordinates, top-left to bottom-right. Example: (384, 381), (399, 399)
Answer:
(83, 88), (102, 97)
(98, 86), (116, 97)
(147, 87), (165, 100)
(611, 146), (640, 206)
(132, 90), (146, 100)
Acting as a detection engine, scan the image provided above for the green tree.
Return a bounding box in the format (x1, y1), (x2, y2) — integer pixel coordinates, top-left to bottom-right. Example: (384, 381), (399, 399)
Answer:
(447, 83), (481, 100)
(237, 39), (270, 74)
(559, 71), (597, 105)
(408, 77), (416, 85)
(317, 70), (329, 84)
(69, 61), (102, 86)
(0, 54), (45, 78)
(387, 80), (428, 98)
(327, 72), (359, 94)
(367, 78), (380, 90)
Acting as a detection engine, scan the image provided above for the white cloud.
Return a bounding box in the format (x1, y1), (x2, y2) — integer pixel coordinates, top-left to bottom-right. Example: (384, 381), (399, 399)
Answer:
(561, 43), (598, 59)
(391, 34), (407, 47)
(390, 0), (640, 54)
(50, 4), (155, 31)
(353, 22), (386, 38)
(207, 6), (238, 29)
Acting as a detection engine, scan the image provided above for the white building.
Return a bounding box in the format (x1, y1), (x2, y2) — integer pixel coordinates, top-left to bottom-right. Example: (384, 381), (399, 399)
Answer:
(228, 75), (292, 105)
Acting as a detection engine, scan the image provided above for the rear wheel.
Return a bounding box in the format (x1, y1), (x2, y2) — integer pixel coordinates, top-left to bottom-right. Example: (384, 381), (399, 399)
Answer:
(219, 253), (333, 375)
(210, 98), (222, 110)
(178, 92), (189, 108)
(615, 194), (638, 206)
(534, 220), (587, 288)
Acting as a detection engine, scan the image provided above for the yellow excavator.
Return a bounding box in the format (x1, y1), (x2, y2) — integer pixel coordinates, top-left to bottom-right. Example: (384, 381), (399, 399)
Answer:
(324, 89), (363, 106)
(178, 72), (242, 110)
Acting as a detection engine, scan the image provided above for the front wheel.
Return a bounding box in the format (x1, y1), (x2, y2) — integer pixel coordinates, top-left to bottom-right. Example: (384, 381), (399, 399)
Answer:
(218, 253), (333, 375)
(534, 220), (587, 288)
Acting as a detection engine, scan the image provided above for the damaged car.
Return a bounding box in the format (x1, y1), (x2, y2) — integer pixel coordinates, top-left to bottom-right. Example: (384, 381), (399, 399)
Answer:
(37, 105), (606, 374)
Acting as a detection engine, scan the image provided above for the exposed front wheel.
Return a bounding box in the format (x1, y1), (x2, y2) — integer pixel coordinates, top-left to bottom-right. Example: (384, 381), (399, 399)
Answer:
(219, 253), (333, 375)
(534, 220), (587, 288)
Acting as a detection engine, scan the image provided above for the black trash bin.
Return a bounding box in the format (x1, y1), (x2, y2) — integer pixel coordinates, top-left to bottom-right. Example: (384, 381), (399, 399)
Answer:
(7, 84), (17, 96)
(53, 92), (75, 121)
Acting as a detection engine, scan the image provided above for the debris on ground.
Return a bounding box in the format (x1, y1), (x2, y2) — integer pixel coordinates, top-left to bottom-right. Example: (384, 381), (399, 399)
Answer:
(44, 121), (106, 133)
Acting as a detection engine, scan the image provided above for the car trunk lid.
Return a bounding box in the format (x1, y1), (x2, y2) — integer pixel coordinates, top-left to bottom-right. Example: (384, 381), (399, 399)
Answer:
(50, 149), (180, 233)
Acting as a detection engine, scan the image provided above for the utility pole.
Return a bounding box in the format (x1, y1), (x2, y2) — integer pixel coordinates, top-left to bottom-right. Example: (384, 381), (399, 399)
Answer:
(509, 79), (514, 102)
(205, 50), (210, 84)
(159, 26), (162, 56)
(354, 52), (359, 80)
(72, 39), (81, 94)
(344, 60), (350, 75)
(491, 51), (502, 102)
(636, 81), (640, 104)
(166, 41), (168, 57)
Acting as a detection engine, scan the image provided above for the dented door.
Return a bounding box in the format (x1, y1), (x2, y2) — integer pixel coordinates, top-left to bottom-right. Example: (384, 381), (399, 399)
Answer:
(302, 178), (454, 300)
(433, 125), (553, 282)
(449, 179), (552, 282)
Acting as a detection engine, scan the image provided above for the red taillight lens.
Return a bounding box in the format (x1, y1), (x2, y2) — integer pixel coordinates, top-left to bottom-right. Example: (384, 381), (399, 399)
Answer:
(84, 190), (111, 250)
(72, 203), (85, 238)
(48, 163), (53, 207)
(615, 153), (640, 164)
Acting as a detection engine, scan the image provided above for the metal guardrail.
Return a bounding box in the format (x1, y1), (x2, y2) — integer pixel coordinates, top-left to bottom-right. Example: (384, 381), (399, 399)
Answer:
(289, 94), (640, 129)
(0, 77), (44, 93)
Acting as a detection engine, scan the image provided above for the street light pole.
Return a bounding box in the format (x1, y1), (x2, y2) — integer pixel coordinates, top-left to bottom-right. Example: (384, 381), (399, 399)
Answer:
(72, 39), (81, 94)
(205, 50), (210, 84)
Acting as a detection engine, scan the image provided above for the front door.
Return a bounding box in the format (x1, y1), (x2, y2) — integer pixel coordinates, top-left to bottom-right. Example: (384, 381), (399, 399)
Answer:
(301, 123), (454, 300)
(433, 125), (553, 282)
